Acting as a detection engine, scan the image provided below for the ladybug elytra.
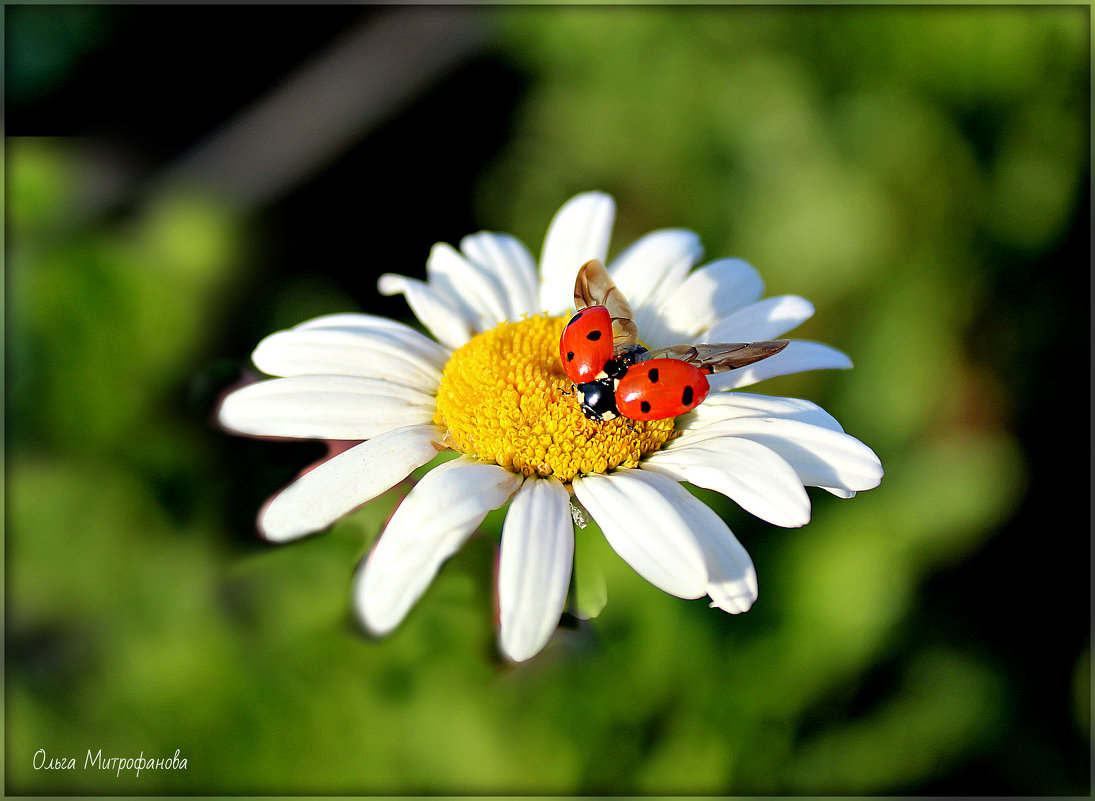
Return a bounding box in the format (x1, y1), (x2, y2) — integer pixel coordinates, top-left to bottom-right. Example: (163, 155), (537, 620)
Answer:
(560, 259), (789, 423)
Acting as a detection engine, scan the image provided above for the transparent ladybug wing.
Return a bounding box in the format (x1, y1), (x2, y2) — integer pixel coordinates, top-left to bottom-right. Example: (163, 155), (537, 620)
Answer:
(573, 259), (620, 310)
(639, 340), (789, 374)
(573, 259), (639, 350)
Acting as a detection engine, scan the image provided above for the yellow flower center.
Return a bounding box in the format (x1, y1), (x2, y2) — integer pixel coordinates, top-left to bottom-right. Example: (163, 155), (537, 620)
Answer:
(434, 315), (675, 481)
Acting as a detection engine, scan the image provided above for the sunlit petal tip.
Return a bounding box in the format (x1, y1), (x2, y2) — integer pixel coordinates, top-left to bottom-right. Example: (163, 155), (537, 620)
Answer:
(218, 375), (435, 441)
(546, 193), (616, 255)
(677, 416), (884, 494)
(608, 228), (704, 316)
(708, 557), (759, 614)
(376, 272), (405, 296)
(703, 294), (817, 342)
(256, 497), (322, 545)
(648, 257), (767, 344)
(574, 471), (708, 600)
(251, 328), (443, 392)
(539, 192), (616, 314)
(353, 459), (523, 638)
(375, 273), (474, 350)
(352, 558), (396, 637)
(257, 425), (443, 544)
(426, 242), (512, 329)
(709, 589), (757, 615)
(458, 231), (539, 320)
(708, 340), (854, 391)
(644, 437), (812, 529)
(557, 190), (616, 217)
(292, 311), (422, 336)
(498, 477), (574, 662)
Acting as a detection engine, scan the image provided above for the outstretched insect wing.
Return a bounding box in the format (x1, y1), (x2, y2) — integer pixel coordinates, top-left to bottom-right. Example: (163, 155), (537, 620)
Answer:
(640, 340), (789, 374)
(573, 259), (639, 350)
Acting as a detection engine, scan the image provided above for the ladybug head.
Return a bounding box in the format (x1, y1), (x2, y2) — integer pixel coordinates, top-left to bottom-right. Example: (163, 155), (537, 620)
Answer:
(576, 377), (619, 422)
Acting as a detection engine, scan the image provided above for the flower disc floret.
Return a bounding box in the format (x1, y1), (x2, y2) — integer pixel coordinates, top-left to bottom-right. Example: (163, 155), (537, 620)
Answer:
(433, 315), (674, 481)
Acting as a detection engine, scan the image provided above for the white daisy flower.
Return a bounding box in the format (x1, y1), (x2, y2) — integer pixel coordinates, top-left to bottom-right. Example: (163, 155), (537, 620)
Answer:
(218, 192), (883, 662)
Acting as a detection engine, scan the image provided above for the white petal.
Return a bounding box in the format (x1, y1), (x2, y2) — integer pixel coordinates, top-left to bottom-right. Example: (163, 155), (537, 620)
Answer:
(677, 395), (872, 499)
(538, 192), (616, 315)
(612, 470), (758, 613)
(294, 312), (417, 335)
(252, 328), (443, 392)
(218, 375), (435, 440)
(673, 417), (883, 493)
(259, 424), (444, 543)
(573, 470), (707, 599)
(707, 340), (853, 391)
(607, 229), (703, 333)
(643, 258), (766, 346)
(354, 458), (523, 635)
(678, 391), (846, 433)
(378, 273), (474, 350)
(702, 535), (758, 614)
(498, 477), (574, 662)
(669, 487), (758, 614)
(703, 295), (815, 343)
(426, 243), (511, 330)
(643, 436), (811, 528)
(293, 313), (451, 367)
(460, 232), (540, 319)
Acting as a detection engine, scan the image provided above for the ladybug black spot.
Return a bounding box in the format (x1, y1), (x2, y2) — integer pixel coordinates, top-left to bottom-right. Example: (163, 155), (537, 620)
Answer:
(647, 367), (660, 383)
(567, 351), (575, 362)
(587, 330), (602, 341)
(682, 385), (694, 406)
(640, 401), (652, 414)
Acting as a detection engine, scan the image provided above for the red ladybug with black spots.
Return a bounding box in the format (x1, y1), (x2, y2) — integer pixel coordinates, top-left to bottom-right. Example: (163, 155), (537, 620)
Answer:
(559, 260), (788, 422)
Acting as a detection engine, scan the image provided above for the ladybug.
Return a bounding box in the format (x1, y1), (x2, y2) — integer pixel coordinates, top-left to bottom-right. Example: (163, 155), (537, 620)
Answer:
(615, 357), (711, 421)
(561, 259), (789, 423)
(559, 305), (614, 384)
(569, 348), (646, 422)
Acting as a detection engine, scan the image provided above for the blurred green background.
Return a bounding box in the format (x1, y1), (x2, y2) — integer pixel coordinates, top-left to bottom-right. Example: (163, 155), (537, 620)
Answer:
(5, 5), (1089, 795)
